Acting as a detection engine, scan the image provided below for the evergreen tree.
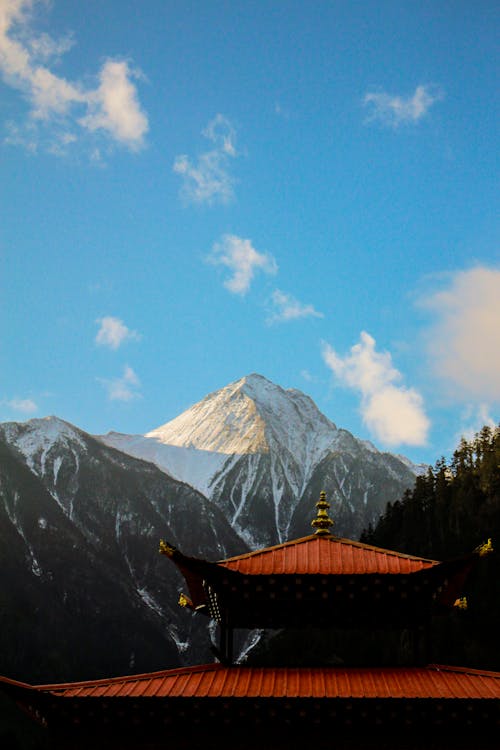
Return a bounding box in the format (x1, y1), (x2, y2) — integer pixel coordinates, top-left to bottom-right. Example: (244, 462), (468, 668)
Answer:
(363, 425), (500, 669)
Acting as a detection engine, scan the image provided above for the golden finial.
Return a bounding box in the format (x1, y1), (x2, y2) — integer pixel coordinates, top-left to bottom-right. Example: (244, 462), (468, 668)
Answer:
(454, 597), (468, 610)
(159, 539), (176, 557)
(178, 593), (192, 608)
(311, 490), (334, 536)
(475, 538), (494, 557)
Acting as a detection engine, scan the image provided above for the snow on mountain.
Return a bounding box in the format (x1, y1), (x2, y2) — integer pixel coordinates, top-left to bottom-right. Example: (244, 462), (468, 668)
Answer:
(2, 416), (87, 477)
(0, 417), (248, 680)
(394, 453), (429, 476)
(146, 374), (338, 464)
(114, 374), (339, 492)
(100, 374), (419, 546)
(102, 374), (343, 544)
(101, 434), (229, 499)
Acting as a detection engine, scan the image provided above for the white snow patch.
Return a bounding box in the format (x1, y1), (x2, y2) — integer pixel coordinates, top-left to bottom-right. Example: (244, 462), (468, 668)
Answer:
(395, 454), (429, 476)
(361, 440), (379, 454)
(38, 517), (47, 529)
(137, 587), (164, 618)
(31, 557), (42, 576)
(3, 491), (43, 575)
(237, 629), (264, 663)
(231, 455), (260, 526)
(3, 417), (87, 477)
(100, 433), (229, 497)
(53, 456), (63, 485)
(168, 625), (190, 653)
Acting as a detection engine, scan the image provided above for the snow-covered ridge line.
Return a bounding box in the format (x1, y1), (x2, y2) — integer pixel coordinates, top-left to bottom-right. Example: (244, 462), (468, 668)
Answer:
(100, 374), (343, 499)
(96, 373), (421, 547)
(1, 416), (87, 477)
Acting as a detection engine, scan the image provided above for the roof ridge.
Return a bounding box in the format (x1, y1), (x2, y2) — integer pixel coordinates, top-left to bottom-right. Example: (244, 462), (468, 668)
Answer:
(34, 663), (224, 691)
(429, 664), (500, 678)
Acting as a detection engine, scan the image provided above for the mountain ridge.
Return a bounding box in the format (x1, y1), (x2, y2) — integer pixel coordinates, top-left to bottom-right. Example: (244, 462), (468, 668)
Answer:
(100, 373), (422, 546)
(0, 373), (425, 680)
(0, 417), (248, 682)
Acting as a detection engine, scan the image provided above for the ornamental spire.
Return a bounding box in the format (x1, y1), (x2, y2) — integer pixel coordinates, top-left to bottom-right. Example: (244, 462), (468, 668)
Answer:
(311, 490), (334, 536)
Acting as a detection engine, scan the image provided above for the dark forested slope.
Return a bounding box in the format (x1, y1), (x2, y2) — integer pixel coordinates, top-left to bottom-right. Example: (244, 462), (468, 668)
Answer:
(361, 425), (500, 669)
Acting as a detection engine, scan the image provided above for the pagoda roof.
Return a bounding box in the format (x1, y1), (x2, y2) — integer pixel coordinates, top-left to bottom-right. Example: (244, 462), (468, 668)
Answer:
(3, 663), (500, 701)
(158, 532), (484, 632)
(217, 534), (439, 576)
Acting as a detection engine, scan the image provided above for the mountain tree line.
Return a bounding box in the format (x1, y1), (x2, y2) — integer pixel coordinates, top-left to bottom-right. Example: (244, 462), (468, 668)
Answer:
(361, 424), (500, 669)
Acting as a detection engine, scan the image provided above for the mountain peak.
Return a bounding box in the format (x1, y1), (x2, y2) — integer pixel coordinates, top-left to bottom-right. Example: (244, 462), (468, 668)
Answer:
(0, 416), (88, 478)
(146, 375), (269, 454)
(145, 374), (337, 459)
(2, 415), (85, 445)
(98, 374), (420, 546)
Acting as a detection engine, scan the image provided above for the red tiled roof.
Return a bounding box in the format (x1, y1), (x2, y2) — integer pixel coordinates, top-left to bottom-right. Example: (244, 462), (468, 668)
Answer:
(218, 535), (439, 576)
(30, 664), (500, 700)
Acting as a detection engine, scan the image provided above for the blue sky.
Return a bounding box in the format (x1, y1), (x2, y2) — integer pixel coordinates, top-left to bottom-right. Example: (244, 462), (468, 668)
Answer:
(1, 0), (499, 465)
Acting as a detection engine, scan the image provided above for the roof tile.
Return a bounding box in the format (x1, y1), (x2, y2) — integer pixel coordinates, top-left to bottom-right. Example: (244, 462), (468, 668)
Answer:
(25, 664), (500, 702)
(219, 535), (438, 576)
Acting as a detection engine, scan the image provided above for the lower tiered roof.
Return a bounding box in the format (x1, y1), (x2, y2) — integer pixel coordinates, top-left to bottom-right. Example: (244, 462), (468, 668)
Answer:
(2, 663), (499, 742)
(12, 663), (500, 700)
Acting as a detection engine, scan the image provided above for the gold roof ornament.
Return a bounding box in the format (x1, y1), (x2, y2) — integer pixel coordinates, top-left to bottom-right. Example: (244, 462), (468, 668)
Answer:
(159, 539), (176, 557)
(178, 593), (192, 609)
(475, 538), (494, 557)
(454, 597), (468, 610)
(311, 491), (334, 536)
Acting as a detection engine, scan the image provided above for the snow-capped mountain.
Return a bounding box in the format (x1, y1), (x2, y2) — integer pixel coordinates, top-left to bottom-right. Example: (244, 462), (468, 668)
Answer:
(101, 374), (421, 547)
(0, 376), (424, 681)
(0, 417), (247, 682)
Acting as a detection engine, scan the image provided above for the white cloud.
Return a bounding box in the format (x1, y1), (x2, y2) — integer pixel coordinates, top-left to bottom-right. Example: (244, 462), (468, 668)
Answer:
(322, 332), (430, 446)
(98, 365), (141, 402)
(6, 397), (38, 414)
(420, 266), (500, 403)
(267, 289), (323, 324)
(208, 234), (278, 295)
(173, 114), (237, 204)
(455, 404), (496, 445)
(202, 113), (237, 156)
(363, 84), (443, 127)
(95, 317), (141, 350)
(300, 369), (320, 384)
(79, 60), (148, 149)
(0, 0), (148, 152)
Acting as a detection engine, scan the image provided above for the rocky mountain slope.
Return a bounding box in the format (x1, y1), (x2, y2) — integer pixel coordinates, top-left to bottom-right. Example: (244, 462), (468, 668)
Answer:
(101, 374), (422, 546)
(0, 418), (247, 683)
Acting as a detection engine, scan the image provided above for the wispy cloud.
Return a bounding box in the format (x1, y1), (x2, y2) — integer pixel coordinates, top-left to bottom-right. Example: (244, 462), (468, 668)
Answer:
(208, 234), (278, 295)
(98, 365), (141, 402)
(0, 0), (148, 153)
(419, 266), (500, 403)
(322, 332), (430, 446)
(300, 369), (320, 384)
(5, 397), (38, 415)
(267, 289), (323, 324)
(173, 114), (238, 205)
(456, 404), (496, 446)
(95, 317), (141, 350)
(363, 84), (443, 128)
